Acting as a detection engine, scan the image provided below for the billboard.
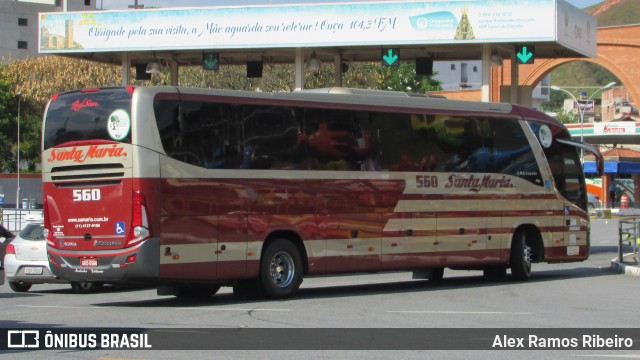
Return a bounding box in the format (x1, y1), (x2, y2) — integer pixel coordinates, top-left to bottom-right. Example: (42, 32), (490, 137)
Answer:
(39, 0), (573, 54)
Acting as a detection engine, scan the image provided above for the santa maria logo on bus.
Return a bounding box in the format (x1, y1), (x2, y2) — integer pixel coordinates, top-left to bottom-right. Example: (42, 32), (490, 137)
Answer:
(47, 144), (127, 163)
(107, 109), (131, 141)
(444, 174), (514, 192)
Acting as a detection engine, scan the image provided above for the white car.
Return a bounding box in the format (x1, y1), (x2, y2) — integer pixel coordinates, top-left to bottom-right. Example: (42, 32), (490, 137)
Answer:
(3, 222), (101, 293)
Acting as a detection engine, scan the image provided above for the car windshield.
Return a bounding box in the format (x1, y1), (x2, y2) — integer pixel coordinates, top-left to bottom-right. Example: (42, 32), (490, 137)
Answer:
(19, 223), (45, 241)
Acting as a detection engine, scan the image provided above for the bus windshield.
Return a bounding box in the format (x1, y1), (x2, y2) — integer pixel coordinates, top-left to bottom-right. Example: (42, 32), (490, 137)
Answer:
(43, 87), (132, 150)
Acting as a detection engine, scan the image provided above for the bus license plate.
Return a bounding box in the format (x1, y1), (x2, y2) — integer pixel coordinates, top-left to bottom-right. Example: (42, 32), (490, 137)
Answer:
(24, 267), (43, 275)
(80, 257), (98, 267)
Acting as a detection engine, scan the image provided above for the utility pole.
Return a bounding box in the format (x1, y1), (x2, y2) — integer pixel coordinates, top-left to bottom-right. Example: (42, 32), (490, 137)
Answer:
(129, 0), (144, 9)
(16, 93), (21, 209)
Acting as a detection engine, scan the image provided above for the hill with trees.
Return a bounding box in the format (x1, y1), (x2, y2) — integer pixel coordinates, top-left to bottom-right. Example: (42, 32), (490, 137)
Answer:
(547, 0), (637, 110)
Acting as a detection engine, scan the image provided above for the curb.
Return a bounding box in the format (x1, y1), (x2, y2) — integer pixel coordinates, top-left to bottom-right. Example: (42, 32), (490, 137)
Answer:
(611, 259), (640, 277)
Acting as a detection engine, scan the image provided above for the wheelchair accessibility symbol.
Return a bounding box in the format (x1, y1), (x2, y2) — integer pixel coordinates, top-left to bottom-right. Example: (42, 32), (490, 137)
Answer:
(115, 222), (126, 235)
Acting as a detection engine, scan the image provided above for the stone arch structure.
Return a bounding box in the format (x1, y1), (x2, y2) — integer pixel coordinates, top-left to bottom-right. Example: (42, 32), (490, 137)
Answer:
(492, 25), (640, 104)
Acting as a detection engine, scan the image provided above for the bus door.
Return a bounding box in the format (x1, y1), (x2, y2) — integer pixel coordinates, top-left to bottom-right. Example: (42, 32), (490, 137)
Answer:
(560, 153), (589, 257)
(547, 140), (593, 259)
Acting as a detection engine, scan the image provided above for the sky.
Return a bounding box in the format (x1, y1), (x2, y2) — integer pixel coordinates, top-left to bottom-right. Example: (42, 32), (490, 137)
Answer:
(99, 0), (605, 10)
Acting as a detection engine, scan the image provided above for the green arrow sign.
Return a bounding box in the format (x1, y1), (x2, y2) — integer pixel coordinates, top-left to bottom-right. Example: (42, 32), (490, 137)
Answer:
(515, 45), (535, 64)
(203, 52), (219, 70)
(381, 48), (399, 67)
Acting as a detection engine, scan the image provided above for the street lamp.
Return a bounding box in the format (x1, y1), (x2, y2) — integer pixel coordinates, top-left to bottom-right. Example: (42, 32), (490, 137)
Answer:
(16, 92), (21, 210)
(550, 81), (617, 148)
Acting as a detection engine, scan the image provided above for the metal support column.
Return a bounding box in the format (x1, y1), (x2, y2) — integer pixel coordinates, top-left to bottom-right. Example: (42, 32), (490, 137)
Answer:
(170, 60), (179, 86)
(294, 48), (304, 91)
(510, 46), (519, 104)
(481, 44), (491, 102)
(334, 54), (343, 87)
(121, 53), (130, 86)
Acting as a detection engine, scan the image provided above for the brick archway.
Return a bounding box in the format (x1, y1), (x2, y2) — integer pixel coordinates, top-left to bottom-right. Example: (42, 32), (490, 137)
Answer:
(492, 25), (640, 104)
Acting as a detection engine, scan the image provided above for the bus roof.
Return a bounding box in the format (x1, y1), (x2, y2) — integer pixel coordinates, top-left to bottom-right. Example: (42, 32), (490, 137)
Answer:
(93, 86), (564, 129)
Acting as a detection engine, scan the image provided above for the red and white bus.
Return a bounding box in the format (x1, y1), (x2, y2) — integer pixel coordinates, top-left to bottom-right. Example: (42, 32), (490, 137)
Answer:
(42, 86), (602, 298)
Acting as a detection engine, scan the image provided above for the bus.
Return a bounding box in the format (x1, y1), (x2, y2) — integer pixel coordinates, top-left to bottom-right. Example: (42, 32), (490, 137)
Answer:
(42, 86), (602, 298)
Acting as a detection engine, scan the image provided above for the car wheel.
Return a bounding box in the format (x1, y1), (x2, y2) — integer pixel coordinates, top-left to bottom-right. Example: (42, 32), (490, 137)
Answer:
(9, 281), (32, 292)
(71, 281), (102, 294)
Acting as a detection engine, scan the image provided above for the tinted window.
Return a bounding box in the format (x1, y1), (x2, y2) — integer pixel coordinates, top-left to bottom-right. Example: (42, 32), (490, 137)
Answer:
(19, 224), (45, 241)
(43, 88), (132, 150)
(372, 113), (541, 183)
(154, 97), (541, 184)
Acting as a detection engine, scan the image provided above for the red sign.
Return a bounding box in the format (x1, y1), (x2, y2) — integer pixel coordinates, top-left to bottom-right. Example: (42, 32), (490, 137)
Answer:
(71, 98), (99, 112)
(47, 144), (127, 163)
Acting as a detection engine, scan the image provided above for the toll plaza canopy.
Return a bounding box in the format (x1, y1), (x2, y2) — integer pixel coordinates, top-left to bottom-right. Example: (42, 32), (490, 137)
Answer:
(38, 0), (596, 94)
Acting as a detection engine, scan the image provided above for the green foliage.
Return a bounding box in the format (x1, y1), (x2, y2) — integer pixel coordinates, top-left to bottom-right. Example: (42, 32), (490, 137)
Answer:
(0, 68), (18, 173)
(551, 61), (619, 94)
(588, 0), (640, 27)
(541, 88), (570, 112)
(374, 62), (441, 93)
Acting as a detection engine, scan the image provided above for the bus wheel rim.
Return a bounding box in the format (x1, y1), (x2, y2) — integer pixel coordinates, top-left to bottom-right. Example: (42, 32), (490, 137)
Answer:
(523, 243), (532, 268)
(269, 251), (295, 288)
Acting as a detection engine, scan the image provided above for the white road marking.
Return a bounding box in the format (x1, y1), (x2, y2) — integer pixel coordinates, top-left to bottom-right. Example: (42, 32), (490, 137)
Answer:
(18, 305), (290, 312)
(387, 310), (532, 315)
(176, 308), (290, 312)
(18, 305), (92, 309)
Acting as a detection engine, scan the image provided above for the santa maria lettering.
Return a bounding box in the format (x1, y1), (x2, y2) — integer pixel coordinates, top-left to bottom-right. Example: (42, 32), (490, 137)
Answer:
(445, 174), (514, 192)
(47, 145), (127, 163)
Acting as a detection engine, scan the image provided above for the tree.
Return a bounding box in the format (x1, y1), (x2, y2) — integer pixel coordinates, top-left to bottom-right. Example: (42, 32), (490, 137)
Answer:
(0, 67), (19, 173)
(0, 56), (123, 172)
(375, 62), (441, 93)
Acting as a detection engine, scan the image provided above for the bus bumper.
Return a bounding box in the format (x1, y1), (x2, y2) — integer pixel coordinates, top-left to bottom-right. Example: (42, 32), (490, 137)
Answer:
(48, 238), (160, 283)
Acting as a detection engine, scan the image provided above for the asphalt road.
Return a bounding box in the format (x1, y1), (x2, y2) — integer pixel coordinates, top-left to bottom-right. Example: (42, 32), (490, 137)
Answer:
(1, 218), (638, 359)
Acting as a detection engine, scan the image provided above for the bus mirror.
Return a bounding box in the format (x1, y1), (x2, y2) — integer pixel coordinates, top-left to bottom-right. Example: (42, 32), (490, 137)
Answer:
(556, 138), (603, 176)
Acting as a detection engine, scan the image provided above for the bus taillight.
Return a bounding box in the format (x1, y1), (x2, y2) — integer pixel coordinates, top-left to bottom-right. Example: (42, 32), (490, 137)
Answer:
(127, 191), (150, 247)
(43, 196), (56, 248)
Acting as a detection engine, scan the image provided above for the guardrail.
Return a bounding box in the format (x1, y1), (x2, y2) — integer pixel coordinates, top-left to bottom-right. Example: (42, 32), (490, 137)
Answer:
(618, 218), (640, 261)
(1, 208), (44, 232)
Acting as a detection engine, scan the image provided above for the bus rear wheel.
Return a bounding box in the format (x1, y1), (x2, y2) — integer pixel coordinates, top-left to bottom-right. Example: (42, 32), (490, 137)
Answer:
(259, 239), (303, 298)
(510, 231), (533, 281)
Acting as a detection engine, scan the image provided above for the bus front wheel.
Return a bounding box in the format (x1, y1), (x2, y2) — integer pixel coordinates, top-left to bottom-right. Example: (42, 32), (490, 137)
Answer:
(510, 231), (533, 281)
(260, 239), (303, 298)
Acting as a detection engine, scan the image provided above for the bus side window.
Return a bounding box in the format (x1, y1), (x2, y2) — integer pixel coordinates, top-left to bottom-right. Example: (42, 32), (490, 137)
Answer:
(378, 113), (440, 172)
(241, 105), (301, 170)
